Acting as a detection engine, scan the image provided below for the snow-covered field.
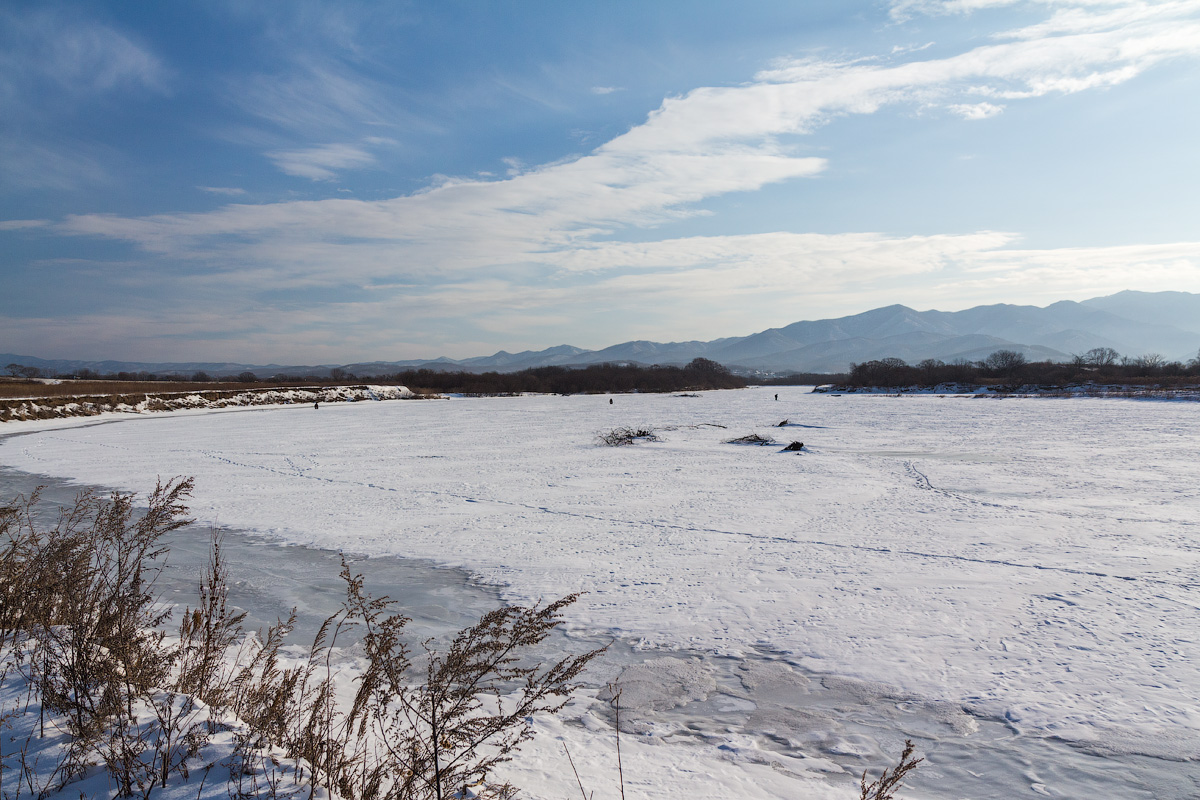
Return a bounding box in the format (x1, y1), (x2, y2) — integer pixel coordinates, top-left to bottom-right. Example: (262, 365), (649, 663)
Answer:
(2, 388), (1199, 798)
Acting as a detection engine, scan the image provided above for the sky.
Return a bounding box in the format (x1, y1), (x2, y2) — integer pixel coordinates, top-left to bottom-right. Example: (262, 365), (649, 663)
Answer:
(2, 0), (1200, 364)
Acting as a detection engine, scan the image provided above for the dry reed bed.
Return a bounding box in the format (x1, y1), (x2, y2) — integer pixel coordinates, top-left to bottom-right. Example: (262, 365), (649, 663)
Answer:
(0, 386), (416, 423)
(0, 479), (603, 800)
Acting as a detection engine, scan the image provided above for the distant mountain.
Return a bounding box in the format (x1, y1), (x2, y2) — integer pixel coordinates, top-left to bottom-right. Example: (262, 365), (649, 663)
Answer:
(6, 290), (1199, 378)
(925, 300), (1200, 358)
(1081, 290), (1200, 335)
(459, 344), (591, 370)
(0, 355), (312, 378)
(734, 332), (1070, 373)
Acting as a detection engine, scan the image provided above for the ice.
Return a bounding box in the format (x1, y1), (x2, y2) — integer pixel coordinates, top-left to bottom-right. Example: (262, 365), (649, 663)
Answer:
(3, 388), (1200, 797)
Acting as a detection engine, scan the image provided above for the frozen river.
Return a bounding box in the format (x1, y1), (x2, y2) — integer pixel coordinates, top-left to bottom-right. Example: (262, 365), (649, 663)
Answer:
(2, 388), (1198, 798)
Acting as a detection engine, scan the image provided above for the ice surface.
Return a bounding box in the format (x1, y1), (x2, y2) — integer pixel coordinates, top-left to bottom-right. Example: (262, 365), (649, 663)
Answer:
(3, 389), (1200, 797)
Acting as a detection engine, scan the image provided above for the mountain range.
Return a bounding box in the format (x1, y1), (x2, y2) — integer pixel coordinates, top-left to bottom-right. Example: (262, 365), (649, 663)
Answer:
(6, 291), (1200, 378)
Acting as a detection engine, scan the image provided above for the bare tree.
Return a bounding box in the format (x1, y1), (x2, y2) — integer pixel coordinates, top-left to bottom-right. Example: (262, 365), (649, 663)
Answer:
(984, 349), (1027, 377)
(1135, 353), (1165, 372)
(1082, 347), (1120, 368)
(4, 363), (41, 378)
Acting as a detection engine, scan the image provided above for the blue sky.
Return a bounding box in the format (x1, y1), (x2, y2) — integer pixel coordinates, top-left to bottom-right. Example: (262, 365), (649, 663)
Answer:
(3, 0), (1199, 363)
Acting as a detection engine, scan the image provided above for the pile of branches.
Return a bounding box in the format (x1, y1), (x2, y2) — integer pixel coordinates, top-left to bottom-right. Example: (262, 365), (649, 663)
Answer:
(725, 433), (776, 446)
(597, 427), (660, 446)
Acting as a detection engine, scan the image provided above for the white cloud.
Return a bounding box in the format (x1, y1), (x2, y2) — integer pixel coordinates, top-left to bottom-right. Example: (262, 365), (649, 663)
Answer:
(37, 0), (1200, 357)
(266, 143), (376, 180)
(591, 86), (623, 95)
(0, 7), (167, 99)
(889, 0), (1134, 22)
(0, 219), (49, 230)
(222, 55), (432, 179)
(63, 0), (1200, 271)
(950, 101), (1005, 118)
(198, 186), (246, 196)
(0, 138), (111, 190)
(235, 62), (392, 136)
(6, 233), (1199, 361)
(0, 7), (168, 190)
(891, 41), (936, 55)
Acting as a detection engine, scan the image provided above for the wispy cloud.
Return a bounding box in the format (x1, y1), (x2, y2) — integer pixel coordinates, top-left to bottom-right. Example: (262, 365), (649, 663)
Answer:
(222, 55), (429, 179)
(0, 219), (50, 231)
(32, 0), (1200, 358)
(0, 7), (168, 190)
(233, 62), (393, 137)
(0, 6), (167, 101)
(889, 0), (1132, 22)
(64, 1), (1200, 264)
(198, 186), (246, 196)
(266, 143), (376, 180)
(4, 234), (1199, 361)
(0, 138), (112, 190)
(591, 86), (623, 95)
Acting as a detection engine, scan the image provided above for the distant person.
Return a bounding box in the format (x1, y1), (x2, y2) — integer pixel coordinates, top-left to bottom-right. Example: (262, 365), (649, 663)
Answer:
(314, 402), (319, 410)
(609, 398), (613, 404)
(775, 394), (778, 401)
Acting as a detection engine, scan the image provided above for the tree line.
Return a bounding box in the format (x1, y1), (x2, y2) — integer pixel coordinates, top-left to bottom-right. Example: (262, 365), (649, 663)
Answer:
(841, 347), (1200, 388)
(376, 358), (746, 394)
(4, 364), (263, 383)
(5, 358), (748, 394)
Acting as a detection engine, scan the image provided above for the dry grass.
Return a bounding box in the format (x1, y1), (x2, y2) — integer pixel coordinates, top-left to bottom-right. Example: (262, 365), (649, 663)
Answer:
(1, 480), (604, 800)
(859, 739), (923, 800)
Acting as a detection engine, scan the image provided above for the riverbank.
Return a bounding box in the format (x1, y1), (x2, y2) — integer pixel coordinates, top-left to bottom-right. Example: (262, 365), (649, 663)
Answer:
(812, 382), (1200, 399)
(0, 384), (417, 423)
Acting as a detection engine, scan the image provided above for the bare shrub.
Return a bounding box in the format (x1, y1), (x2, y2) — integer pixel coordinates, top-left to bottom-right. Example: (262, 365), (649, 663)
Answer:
(359, 589), (603, 800)
(859, 739), (923, 800)
(725, 433), (775, 446)
(1, 481), (605, 800)
(0, 478), (196, 795)
(597, 427), (659, 446)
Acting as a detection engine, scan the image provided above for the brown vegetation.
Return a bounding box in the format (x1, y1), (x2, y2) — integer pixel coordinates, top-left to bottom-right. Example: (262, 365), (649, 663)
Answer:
(842, 347), (1200, 389)
(859, 739), (923, 800)
(381, 358), (746, 396)
(0, 480), (604, 800)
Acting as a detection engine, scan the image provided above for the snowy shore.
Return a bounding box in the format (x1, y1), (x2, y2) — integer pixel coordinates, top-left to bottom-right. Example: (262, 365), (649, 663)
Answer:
(0, 384), (416, 423)
(3, 388), (1199, 797)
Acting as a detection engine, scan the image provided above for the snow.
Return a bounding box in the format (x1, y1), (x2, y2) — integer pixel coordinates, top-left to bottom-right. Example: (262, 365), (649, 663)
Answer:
(0, 640), (318, 800)
(2, 387), (1199, 797)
